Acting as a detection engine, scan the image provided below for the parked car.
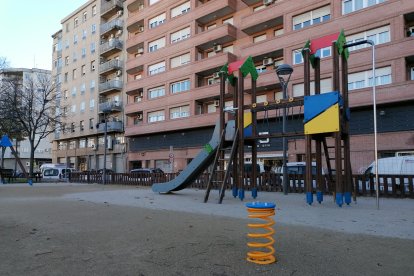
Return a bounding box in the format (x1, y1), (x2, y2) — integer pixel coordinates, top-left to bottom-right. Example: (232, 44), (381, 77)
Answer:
(279, 162), (327, 190)
(130, 168), (164, 174)
(360, 156), (414, 192)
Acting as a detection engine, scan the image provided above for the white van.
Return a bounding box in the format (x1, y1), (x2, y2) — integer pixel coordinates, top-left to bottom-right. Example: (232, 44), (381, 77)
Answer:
(42, 164), (75, 181)
(362, 156), (414, 192)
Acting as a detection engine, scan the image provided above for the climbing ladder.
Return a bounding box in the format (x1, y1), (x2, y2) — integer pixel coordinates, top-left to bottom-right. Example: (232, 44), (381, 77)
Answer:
(204, 128), (239, 204)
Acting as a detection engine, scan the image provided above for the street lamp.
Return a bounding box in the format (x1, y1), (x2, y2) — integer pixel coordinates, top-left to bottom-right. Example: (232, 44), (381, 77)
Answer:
(276, 64), (293, 195)
(102, 112), (108, 185)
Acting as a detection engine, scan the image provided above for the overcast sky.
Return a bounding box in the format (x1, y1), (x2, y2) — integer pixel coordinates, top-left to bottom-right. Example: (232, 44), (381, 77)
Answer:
(0, 0), (87, 70)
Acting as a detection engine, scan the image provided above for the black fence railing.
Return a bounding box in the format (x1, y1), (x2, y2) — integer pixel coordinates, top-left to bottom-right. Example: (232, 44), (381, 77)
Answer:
(69, 172), (414, 198)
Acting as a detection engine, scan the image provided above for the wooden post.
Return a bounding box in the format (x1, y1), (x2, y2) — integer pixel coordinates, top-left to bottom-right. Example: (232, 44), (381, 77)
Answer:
(304, 48), (313, 205)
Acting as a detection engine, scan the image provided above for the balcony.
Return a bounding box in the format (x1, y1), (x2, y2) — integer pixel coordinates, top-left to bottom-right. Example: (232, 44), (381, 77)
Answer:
(97, 121), (123, 133)
(100, 39), (123, 57)
(99, 59), (123, 75)
(100, 19), (124, 36)
(99, 100), (123, 114)
(241, 0), (262, 5)
(126, 52), (237, 94)
(99, 79), (123, 95)
(241, 14), (283, 35)
(126, 0), (144, 13)
(196, 0), (237, 25)
(101, 0), (123, 20)
(195, 23), (237, 51)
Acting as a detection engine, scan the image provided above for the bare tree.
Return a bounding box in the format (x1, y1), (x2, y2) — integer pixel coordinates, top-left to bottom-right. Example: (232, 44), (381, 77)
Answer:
(0, 57), (9, 69)
(0, 72), (63, 176)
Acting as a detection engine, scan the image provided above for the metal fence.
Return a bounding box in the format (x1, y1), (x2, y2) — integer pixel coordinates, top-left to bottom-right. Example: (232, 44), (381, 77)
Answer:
(69, 171), (414, 198)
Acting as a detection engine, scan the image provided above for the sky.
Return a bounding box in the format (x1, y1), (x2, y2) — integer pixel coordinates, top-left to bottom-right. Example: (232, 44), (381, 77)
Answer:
(0, 0), (88, 70)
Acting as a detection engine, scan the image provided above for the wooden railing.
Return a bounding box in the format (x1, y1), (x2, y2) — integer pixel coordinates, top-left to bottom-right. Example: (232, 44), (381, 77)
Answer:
(69, 172), (414, 198)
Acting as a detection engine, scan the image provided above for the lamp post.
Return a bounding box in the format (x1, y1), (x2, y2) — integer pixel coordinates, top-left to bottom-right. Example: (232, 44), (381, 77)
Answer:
(102, 112), (108, 185)
(276, 64), (293, 195)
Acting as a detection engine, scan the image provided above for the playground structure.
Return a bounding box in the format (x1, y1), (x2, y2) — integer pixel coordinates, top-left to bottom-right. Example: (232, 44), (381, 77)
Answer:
(0, 135), (29, 184)
(153, 31), (354, 207)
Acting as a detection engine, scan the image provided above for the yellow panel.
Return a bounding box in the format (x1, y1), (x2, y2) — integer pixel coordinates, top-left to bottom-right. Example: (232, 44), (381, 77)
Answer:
(304, 104), (339, 134)
(244, 112), (252, 128)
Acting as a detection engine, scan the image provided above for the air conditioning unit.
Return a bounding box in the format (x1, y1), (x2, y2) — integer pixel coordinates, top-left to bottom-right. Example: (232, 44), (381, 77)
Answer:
(213, 72), (220, 78)
(213, 44), (222, 52)
(138, 26), (144, 32)
(263, 0), (274, 6)
(214, 100), (220, 107)
(408, 26), (414, 36)
(137, 114), (143, 120)
(137, 48), (144, 54)
(116, 70), (122, 77)
(138, 91), (143, 97)
(116, 29), (123, 37)
(117, 10), (123, 17)
(26, 162), (30, 166)
(91, 144), (97, 150)
(138, 4), (144, 10)
(262, 57), (273, 66)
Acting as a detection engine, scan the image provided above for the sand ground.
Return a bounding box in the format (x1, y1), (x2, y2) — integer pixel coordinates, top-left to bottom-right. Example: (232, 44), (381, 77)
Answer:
(0, 182), (413, 276)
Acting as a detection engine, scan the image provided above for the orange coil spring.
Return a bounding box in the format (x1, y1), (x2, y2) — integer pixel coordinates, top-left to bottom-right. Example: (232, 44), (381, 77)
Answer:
(246, 207), (276, 264)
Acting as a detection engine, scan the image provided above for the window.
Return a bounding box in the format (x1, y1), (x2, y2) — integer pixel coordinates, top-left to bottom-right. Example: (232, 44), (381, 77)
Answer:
(293, 5), (330, 30)
(170, 53), (190, 68)
(170, 105), (190, 119)
(83, 11), (87, 22)
(171, 79), (190, 93)
(72, 87), (77, 97)
(347, 25), (390, 51)
(80, 101), (85, 112)
(90, 42), (96, 53)
(223, 17), (233, 25)
(148, 61), (166, 75)
(274, 28), (284, 36)
(74, 34), (78, 44)
(342, 0), (385, 15)
(66, 23), (70, 33)
(292, 46), (331, 65)
(256, 95), (267, 103)
(293, 78), (333, 97)
(148, 37), (166, 52)
(64, 73), (68, 82)
(89, 99), (95, 110)
(73, 51), (77, 62)
(148, 110), (165, 123)
(206, 24), (216, 30)
(171, 1), (190, 18)
(73, 69), (77, 80)
(82, 29), (87, 39)
(347, 66), (391, 90)
(223, 45), (234, 53)
(65, 56), (69, 66)
(65, 39), (69, 48)
(71, 104), (77, 113)
(63, 90), (69, 99)
(149, 0), (160, 5)
(89, 118), (94, 130)
(91, 60), (96, 71)
(74, 17), (79, 28)
(81, 65), (86, 75)
(207, 103), (217, 113)
(170, 27), (190, 43)
(80, 83), (86, 94)
(81, 48), (86, 58)
(91, 24), (96, 34)
(253, 34), (266, 43)
(92, 5), (97, 16)
(411, 67), (414, 81)
(253, 5), (266, 12)
(90, 80), (95, 91)
(148, 86), (165, 99)
(149, 13), (166, 29)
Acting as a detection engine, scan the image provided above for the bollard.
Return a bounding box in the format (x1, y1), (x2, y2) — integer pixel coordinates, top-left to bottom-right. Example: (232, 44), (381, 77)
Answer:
(246, 202), (276, 264)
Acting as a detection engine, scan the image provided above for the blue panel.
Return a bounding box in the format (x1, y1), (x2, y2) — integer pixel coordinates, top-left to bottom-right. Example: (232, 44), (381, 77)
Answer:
(0, 135), (13, 147)
(304, 91), (341, 123)
(251, 188), (258, 199)
(344, 192), (352, 205)
(336, 193), (343, 207)
(232, 186), (238, 198)
(244, 125), (252, 137)
(238, 189), (245, 201)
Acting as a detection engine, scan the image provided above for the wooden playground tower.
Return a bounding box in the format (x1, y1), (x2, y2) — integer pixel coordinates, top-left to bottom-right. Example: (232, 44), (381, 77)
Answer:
(204, 32), (353, 207)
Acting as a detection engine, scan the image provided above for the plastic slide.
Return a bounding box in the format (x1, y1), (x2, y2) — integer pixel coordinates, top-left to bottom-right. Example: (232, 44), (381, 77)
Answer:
(152, 121), (222, 193)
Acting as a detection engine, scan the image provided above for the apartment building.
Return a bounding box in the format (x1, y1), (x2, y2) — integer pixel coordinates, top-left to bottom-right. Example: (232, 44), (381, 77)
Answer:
(124, 0), (414, 173)
(0, 68), (52, 171)
(52, 0), (127, 172)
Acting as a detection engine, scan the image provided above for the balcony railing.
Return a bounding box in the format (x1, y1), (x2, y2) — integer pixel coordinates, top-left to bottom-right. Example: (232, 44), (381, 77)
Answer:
(99, 80), (123, 93)
(101, 19), (124, 34)
(100, 39), (123, 56)
(97, 121), (123, 133)
(99, 59), (123, 74)
(99, 101), (123, 114)
(101, 0), (123, 18)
